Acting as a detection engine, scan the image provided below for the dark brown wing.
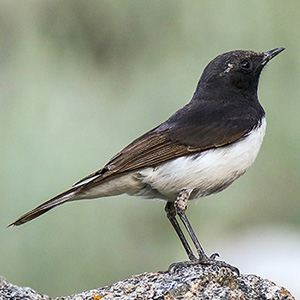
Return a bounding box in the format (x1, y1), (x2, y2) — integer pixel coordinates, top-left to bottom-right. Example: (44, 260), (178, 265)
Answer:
(74, 117), (258, 188)
(74, 99), (264, 188)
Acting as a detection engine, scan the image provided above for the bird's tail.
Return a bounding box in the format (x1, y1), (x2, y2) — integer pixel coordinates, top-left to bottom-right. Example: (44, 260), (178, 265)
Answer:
(8, 186), (80, 227)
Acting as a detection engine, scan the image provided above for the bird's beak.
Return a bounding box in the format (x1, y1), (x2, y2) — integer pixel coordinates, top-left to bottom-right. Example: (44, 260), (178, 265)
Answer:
(262, 47), (285, 65)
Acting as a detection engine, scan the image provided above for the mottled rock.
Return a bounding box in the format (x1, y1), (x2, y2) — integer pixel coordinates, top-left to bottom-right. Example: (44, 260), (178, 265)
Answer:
(0, 276), (50, 300)
(0, 264), (295, 300)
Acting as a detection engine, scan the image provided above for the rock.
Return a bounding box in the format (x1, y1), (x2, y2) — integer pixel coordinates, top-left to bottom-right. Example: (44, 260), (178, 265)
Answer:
(0, 264), (295, 300)
(0, 276), (50, 300)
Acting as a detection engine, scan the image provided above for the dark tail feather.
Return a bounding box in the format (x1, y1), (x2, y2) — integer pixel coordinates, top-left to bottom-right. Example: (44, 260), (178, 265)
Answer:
(8, 186), (80, 227)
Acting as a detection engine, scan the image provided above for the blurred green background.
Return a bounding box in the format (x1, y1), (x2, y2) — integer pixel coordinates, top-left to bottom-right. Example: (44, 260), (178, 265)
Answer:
(1, 0), (300, 298)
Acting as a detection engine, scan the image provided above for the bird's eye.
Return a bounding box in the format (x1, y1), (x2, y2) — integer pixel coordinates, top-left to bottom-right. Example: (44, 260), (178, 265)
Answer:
(240, 59), (251, 71)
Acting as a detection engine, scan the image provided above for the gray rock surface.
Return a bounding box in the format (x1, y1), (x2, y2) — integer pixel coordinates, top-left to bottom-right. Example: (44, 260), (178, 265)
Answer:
(0, 276), (50, 300)
(0, 264), (295, 300)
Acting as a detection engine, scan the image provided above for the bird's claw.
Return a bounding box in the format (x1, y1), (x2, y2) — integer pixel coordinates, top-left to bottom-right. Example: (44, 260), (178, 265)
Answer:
(209, 252), (220, 260)
(168, 253), (239, 275)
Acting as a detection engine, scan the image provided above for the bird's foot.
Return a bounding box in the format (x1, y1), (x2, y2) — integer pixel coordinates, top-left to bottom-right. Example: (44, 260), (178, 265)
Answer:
(168, 253), (239, 275)
(200, 254), (240, 275)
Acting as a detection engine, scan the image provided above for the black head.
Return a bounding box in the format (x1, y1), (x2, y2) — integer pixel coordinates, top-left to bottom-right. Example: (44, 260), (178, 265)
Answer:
(195, 47), (285, 100)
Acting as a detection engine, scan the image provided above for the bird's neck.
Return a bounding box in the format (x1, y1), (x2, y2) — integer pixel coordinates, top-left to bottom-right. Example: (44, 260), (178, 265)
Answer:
(192, 79), (259, 105)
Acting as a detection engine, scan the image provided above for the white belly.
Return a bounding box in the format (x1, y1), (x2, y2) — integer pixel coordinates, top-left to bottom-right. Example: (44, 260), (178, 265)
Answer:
(135, 117), (266, 201)
(82, 118), (266, 202)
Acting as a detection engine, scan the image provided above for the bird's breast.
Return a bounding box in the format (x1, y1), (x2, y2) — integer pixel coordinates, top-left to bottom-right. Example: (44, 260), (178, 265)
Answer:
(136, 117), (266, 201)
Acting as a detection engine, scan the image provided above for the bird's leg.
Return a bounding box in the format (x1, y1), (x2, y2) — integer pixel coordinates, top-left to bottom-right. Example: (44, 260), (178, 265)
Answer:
(171, 188), (240, 275)
(174, 188), (209, 261)
(165, 201), (197, 261)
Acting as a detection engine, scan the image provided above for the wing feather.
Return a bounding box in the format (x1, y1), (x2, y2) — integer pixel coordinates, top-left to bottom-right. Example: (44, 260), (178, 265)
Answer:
(74, 118), (255, 188)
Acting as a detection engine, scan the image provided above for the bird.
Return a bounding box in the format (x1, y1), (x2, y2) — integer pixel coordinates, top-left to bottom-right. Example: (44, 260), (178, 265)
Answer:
(9, 47), (284, 270)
